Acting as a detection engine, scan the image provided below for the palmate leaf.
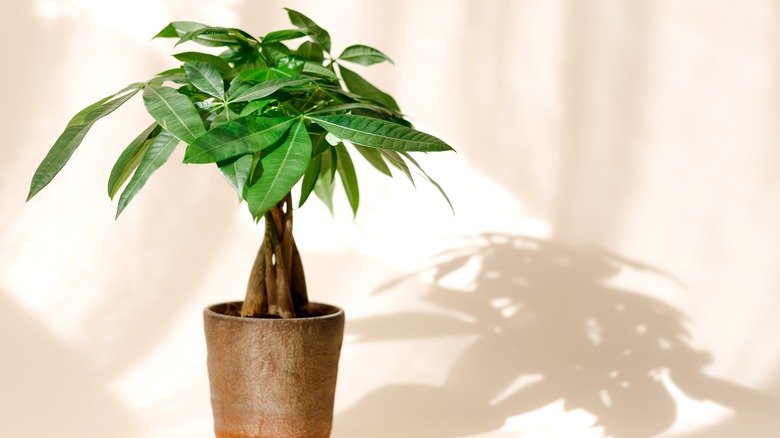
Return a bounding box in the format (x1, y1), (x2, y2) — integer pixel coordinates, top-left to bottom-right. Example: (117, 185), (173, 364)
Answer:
(246, 118), (312, 218)
(211, 107), (240, 128)
(142, 86), (206, 144)
(183, 61), (225, 99)
(227, 76), (315, 103)
(313, 146), (337, 214)
(339, 65), (400, 112)
(338, 45), (394, 66)
(107, 123), (160, 199)
(184, 116), (295, 163)
(285, 8), (331, 53)
(173, 52), (233, 75)
(310, 114), (453, 152)
(302, 62), (338, 81)
(27, 82), (144, 201)
(298, 152), (321, 208)
(154, 21), (206, 39)
(116, 130), (179, 217)
(334, 143), (359, 216)
(262, 29), (307, 43)
(174, 26), (258, 48)
(218, 154), (254, 197)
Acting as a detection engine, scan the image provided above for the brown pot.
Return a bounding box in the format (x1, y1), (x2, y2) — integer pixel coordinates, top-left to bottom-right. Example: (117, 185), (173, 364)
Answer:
(203, 301), (345, 438)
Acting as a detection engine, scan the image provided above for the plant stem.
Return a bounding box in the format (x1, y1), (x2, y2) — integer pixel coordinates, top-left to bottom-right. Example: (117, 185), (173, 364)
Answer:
(240, 192), (309, 318)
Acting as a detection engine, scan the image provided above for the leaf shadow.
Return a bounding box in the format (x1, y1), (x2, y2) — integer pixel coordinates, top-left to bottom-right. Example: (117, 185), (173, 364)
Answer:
(335, 233), (780, 437)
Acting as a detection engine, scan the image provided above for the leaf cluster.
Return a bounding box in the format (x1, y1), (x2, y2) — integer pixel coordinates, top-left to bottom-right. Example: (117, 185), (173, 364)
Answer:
(28, 9), (454, 220)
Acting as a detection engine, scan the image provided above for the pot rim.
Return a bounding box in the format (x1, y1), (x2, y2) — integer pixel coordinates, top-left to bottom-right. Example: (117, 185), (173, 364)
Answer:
(204, 301), (344, 322)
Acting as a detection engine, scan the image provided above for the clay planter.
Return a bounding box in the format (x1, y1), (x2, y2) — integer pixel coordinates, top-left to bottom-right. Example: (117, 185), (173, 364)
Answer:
(204, 302), (345, 438)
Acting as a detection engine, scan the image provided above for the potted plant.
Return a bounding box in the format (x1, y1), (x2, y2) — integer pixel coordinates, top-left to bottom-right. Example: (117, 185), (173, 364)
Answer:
(26, 8), (453, 438)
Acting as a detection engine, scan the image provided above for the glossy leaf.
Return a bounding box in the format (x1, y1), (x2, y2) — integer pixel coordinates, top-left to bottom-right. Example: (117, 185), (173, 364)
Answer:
(302, 62), (338, 81)
(227, 76), (315, 103)
(246, 119), (312, 218)
(107, 123), (160, 199)
(211, 107), (239, 128)
(339, 65), (400, 112)
(262, 41), (293, 64)
(175, 26), (257, 48)
(27, 83), (144, 200)
(298, 152), (321, 208)
(142, 86), (206, 144)
(296, 41), (324, 62)
(339, 45), (394, 66)
(184, 61), (225, 99)
(334, 143), (359, 216)
(285, 8), (331, 53)
(218, 154), (253, 197)
(239, 98), (274, 117)
(313, 146), (337, 214)
(262, 29), (307, 43)
(116, 130), (179, 217)
(173, 52), (233, 74)
(310, 114), (454, 152)
(154, 21), (206, 39)
(185, 116), (295, 163)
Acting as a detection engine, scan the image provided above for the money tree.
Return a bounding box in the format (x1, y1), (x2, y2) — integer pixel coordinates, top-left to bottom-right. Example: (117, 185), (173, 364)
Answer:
(27, 9), (453, 319)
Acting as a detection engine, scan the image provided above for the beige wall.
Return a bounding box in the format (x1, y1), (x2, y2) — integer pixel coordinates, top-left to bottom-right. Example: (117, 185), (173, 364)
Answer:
(2, 0), (779, 436)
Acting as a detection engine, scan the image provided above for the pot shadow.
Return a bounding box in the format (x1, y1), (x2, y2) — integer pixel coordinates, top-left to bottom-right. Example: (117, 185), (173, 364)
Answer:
(335, 233), (780, 437)
(0, 290), (135, 438)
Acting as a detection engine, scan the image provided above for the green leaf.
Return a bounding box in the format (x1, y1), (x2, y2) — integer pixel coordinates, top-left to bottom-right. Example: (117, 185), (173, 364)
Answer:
(116, 130), (179, 217)
(285, 8), (331, 53)
(353, 144), (392, 176)
(310, 114), (454, 152)
(400, 152), (453, 214)
(27, 83), (144, 201)
(382, 150), (415, 186)
(184, 61), (225, 99)
(298, 152), (321, 208)
(185, 116), (294, 164)
(227, 76), (315, 103)
(154, 21), (206, 39)
(218, 154), (253, 197)
(246, 118), (312, 219)
(262, 41), (293, 63)
(142, 85), (206, 144)
(175, 26), (257, 48)
(296, 41), (324, 62)
(302, 61), (338, 81)
(313, 146), (337, 214)
(239, 98), (274, 117)
(262, 29), (307, 43)
(305, 102), (400, 118)
(339, 65), (400, 112)
(211, 107), (239, 128)
(338, 45), (394, 66)
(334, 143), (359, 216)
(274, 55), (305, 72)
(174, 52), (233, 75)
(107, 123), (160, 199)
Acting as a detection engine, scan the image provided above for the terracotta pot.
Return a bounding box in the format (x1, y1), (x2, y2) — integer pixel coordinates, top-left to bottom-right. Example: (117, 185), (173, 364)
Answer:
(203, 301), (345, 438)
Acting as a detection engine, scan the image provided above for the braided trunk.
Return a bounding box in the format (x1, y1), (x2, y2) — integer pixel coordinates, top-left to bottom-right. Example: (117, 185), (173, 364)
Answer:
(241, 193), (309, 318)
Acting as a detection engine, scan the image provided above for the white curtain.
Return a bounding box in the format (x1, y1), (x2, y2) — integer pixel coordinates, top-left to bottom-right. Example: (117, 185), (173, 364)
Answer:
(2, 1), (779, 436)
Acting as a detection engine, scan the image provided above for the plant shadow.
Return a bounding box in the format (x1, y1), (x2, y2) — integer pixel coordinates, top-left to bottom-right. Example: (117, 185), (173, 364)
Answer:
(335, 233), (780, 437)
